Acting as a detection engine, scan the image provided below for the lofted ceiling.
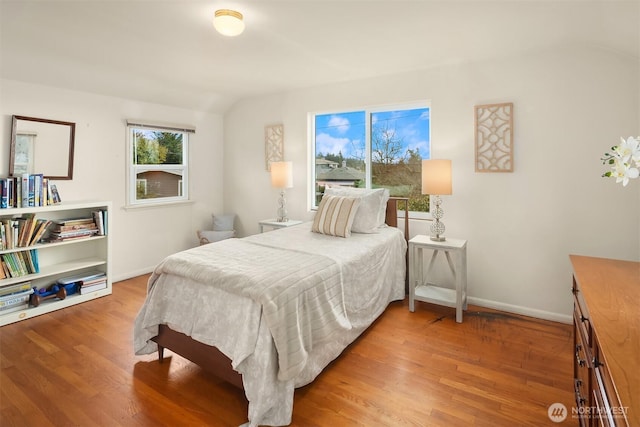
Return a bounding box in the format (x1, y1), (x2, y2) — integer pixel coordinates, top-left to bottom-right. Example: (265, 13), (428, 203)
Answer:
(1, 0), (638, 114)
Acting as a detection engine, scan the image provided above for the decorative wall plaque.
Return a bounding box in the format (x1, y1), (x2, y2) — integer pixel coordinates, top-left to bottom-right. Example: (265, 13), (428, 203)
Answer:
(474, 103), (513, 172)
(265, 124), (284, 171)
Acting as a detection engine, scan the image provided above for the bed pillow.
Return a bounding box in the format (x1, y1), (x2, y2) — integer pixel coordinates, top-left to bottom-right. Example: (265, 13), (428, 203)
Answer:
(212, 214), (235, 231)
(311, 195), (361, 238)
(324, 187), (389, 233)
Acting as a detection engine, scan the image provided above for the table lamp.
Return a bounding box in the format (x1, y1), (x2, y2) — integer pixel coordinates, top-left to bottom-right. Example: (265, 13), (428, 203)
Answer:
(422, 159), (452, 241)
(270, 161), (293, 222)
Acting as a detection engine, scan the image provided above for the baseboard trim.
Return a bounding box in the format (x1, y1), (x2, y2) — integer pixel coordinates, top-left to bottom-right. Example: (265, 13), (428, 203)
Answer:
(468, 296), (572, 324)
(112, 267), (155, 284)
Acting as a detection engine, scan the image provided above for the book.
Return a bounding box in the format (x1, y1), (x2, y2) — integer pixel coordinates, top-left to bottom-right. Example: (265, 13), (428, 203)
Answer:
(41, 178), (48, 206)
(50, 184), (61, 204)
(92, 210), (105, 236)
(0, 179), (8, 209)
(33, 174), (43, 207)
(27, 175), (35, 207)
(0, 281), (32, 298)
(18, 214), (36, 247)
(53, 217), (94, 226)
(0, 288), (33, 313)
(0, 302), (28, 314)
(50, 222), (97, 233)
(46, 180), (54, 205)
(57, 271), (106, 285)
(30, 249), (39, 272)
(1, 219), (12, 249)
(21, 174), (29, 207)
(14, 252), (28, 276)
(0, 260), (10, 278)
(7, 178), (15, 208)
(28, 219), (52, 246)
(48, 228), (98, 239)
(79, 280), (107, 294)
(0, 288), (33, 304)
(81, 276), (107, 286)
(1, 254), (17, 277)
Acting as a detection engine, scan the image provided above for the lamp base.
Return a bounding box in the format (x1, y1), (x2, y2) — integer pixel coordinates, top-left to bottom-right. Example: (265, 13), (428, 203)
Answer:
(276, 189), (288, 222)
(430, 195), (446, 242)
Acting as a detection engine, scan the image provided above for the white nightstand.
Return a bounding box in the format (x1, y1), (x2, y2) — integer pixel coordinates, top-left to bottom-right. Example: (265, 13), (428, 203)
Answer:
(258, 219), (304, 233)
(408, 235), (468, 323)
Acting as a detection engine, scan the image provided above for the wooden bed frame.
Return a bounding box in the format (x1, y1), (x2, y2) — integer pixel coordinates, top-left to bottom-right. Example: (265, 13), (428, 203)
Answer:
(151, 197), (409, 390)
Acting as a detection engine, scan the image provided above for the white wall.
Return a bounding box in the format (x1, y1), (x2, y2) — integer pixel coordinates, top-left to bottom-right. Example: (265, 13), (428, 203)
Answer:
(0, 79), (224, 281)
(223, 45), (640, 322)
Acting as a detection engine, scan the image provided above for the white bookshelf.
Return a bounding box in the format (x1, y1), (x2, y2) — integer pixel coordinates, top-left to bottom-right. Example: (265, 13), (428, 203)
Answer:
(0, 201), (112, 326)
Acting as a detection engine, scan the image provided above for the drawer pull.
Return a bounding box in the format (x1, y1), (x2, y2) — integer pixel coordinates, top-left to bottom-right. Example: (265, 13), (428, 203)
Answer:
(574, 379), (587, 406)
(575, 344), (586, 367)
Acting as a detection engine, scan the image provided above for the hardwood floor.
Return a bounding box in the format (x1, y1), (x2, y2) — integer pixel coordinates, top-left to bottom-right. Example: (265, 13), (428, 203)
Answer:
(0, 274), (574, 426)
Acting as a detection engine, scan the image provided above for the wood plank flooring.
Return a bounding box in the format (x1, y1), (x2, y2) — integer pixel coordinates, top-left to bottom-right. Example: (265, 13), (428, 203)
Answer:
(0, 274), (574, 426)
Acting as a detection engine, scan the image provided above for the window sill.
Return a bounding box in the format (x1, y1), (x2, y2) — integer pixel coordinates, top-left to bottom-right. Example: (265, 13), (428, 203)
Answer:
(123, 199), (194, 211)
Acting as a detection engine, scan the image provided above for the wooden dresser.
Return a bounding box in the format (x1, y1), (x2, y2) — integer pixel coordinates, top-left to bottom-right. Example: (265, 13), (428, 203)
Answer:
(570, 255), (639, 427)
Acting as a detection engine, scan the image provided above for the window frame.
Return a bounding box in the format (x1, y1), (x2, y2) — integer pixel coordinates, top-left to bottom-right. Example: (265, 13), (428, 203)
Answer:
(309, 101), (431, 219)
(126, 123), (191, 207)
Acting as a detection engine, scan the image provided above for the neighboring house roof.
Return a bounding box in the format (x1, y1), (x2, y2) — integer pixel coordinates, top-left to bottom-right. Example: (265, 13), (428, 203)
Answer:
(137, 169), (183, 178)
(316, 166), (364, 181)
(315, 158), (338, 167)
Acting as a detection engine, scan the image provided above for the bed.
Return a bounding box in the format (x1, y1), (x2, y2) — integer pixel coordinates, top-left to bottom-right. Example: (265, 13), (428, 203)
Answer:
(134, 192), (409, 427)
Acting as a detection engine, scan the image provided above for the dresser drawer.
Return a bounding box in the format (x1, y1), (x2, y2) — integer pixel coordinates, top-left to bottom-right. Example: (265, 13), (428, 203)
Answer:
(573, 311), (590, 423)
(573, 279), (592, 347)
(592, 345), (629, 427)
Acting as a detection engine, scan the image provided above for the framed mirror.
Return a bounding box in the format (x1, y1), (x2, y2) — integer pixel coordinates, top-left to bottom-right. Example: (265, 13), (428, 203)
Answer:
(10, 115), (75, 180)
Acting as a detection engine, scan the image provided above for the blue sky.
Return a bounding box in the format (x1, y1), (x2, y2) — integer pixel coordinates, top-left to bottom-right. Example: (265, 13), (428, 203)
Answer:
(315, 107), (430, 162)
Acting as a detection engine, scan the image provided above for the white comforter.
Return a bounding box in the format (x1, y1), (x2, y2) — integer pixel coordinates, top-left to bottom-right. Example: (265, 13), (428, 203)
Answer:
(134, 223), (406, 426)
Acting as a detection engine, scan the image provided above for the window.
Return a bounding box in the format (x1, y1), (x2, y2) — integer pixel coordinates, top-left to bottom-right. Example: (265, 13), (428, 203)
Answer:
(127, 121), (192, 206)
(311, 103), (430, 213)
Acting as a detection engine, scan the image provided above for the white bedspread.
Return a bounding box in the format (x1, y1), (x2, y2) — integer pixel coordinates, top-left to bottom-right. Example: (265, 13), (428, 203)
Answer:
(134, 223), (406, 426)
(144, 238), (350, 381)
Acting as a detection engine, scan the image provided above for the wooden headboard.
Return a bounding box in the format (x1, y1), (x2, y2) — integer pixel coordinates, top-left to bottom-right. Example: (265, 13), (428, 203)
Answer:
(386, 197), (409, 239)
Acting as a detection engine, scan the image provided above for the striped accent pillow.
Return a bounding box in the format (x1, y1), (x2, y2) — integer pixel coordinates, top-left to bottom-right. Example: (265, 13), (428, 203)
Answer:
(312, 195), (361, 238)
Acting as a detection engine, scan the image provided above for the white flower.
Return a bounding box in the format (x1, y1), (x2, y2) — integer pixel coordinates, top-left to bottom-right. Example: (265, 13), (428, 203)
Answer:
(602, 136), (640, 186)
(611, 161), (639, 187)
(614, 136), (640, 163)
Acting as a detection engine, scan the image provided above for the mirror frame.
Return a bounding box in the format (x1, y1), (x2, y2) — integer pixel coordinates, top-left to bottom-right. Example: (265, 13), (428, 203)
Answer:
(10, 115), (76, 180)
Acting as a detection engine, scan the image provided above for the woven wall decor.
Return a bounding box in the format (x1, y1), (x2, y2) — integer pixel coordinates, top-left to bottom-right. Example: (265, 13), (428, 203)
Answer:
(265, 124), (284, 171)
(474, 103), (513, 172)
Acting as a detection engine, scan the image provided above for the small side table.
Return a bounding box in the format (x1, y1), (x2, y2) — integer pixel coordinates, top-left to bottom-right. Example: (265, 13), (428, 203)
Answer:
(258, 219), (303, 233)
(409, 235), (468, 323)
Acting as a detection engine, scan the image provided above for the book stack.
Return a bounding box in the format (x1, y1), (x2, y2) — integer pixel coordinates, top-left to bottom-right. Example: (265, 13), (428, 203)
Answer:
(0, 281), (34, 314)
(0, 249), (39, 279)
(47, 217), (99, 242)
(1, 216), (52, 249)
(0, 173), (61, 209)
(57, 271), (107, 295)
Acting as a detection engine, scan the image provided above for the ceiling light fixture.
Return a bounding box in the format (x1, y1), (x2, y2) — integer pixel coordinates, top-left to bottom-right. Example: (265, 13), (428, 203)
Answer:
(213, 9), (245, 37)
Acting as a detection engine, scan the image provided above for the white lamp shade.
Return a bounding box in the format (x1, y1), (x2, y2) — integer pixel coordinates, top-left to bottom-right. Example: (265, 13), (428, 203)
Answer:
(422, 159), (452, 195)
(213, 9), (245, 36)
(271, 161), (293, 189)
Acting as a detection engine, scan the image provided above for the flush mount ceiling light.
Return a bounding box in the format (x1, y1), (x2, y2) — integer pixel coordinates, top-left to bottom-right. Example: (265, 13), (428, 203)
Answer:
(213, 9), (245, 36)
